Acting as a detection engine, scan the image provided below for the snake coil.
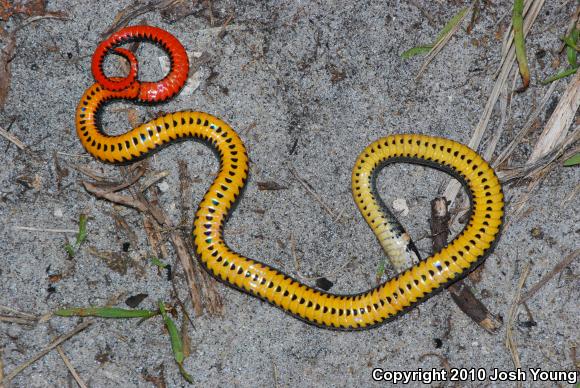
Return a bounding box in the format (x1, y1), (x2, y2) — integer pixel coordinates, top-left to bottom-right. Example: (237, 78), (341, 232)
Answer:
(76, 26), (504, 330)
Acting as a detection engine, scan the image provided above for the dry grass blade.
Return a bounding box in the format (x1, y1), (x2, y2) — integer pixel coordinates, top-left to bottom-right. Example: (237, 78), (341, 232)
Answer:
(519, 249), (579, 305)
(0, 305), (37, 319)
(0, 315), (37, 325)
(12, 14), (69, 33)
(415, 5), (471, 80)
(14, 226), (77, 233)
(69, 163), (114, 181)
(0, 124), (26, 150)
(56, 346), (88, 388)
(528, 70), (580, 163)
(1, 320), (93, 384)
(0, 353), (3, 388)
(505, 262), (532, 388)
(140, 170), (170, 193)
(83, 181), (154, 217)
(290, 168), (337, 219)
(87, 165), (147, 193)
(443, 0), (545, 203)
(493, 81), (558, 168)
(498, 126), (579, 181)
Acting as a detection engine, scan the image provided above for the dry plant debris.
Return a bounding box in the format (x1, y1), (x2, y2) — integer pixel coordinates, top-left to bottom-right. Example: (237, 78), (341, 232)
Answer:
(430, 197), (502, 333)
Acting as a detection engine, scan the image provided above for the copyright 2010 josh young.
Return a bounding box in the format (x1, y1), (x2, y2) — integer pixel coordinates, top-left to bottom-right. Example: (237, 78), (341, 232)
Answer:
(371, 368), (578, 384)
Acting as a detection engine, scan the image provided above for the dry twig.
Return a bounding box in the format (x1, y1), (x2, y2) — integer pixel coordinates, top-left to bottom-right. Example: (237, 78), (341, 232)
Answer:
(56, 346), (88, 388)
(1, 320), (93, 385)
(430, 197), (502, 333)
(0, 124), (26, 150)
(519, 249), (579, 305)
(505, 262), (532, 388)
(290, 168), (337, 219)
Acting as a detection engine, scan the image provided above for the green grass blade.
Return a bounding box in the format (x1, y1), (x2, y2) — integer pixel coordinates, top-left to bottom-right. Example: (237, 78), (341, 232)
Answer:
(75, 213), (88, 246)
(401, 6), (468, 59)
(541, 66), (578, 85)
(64, 244), (76, 258)
(150, 257), (168, 269)
(565, 27), (579, 67)
(159, 301), (184, 362)
(65, 213), (89, 258)
(434, 6), (469, 44)
(513, 0), (530, 91)
(401, 45), (433, 59)
(55, 307), (157, 318)
(159, 301), (193, 383)
(563, 152), (580, 167)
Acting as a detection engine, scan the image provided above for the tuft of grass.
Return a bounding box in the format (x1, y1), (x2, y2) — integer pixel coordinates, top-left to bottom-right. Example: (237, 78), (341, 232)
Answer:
(159, 301), (193, 384)
(64, 213), (89, 258)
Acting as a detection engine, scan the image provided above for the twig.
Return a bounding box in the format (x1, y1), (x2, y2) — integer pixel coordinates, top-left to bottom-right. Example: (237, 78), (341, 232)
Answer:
(289, 168), (337, 219)
(0, 315), (36, 325)
(69, 164), (114, 181)
(56, 346), (88, 388)
(0, 125), (26, 150)
(11, 14), (69, 33)
(14, 226), (77, 234)
(430, 197), (502, 333)
(217, 13), (234, 39)
(519, 249), (579, 305)
(0, 28), (16, 110)
(140, 170), (170, 193)
(0, 352), (4, 388)
(505, 262), (532, 388)
(0, 305), (37, 319)
(2, 320), (93, 384)
(83, 181), (166, 224)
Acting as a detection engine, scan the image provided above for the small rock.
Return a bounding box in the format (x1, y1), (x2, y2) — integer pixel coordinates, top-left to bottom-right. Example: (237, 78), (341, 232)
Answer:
(392, 198), (409, 217)
(158, 181), (169, 192)
(53, 208), (63, 218)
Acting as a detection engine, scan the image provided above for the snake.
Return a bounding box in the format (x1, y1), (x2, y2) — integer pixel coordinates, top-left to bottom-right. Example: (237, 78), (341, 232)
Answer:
(76, 26), (504, 330)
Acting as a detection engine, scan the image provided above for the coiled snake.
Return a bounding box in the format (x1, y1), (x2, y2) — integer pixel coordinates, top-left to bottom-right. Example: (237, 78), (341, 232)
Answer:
(76, 26), (504, 330)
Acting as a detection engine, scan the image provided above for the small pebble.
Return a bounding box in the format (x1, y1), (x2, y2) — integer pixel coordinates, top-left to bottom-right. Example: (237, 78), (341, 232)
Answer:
(158, 181), (169, 192)
(392, 198), (409, 217)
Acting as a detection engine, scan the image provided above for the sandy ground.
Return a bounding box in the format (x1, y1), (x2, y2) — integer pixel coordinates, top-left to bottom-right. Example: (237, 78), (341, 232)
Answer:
(0, 1), (578, 387)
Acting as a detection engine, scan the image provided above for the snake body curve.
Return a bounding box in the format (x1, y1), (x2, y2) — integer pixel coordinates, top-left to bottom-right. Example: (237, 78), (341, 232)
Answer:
(76, 26), (504, 330)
